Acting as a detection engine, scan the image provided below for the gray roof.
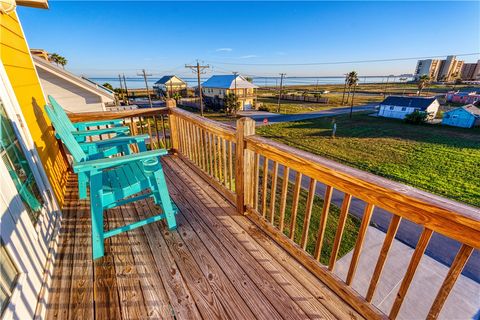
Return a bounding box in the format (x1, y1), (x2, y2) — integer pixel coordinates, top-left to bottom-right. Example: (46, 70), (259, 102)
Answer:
(459, 104), (480, 117)
(154, 75), (185, 85)
(379, 96), (437, 111)
(201, 75), (258, 89)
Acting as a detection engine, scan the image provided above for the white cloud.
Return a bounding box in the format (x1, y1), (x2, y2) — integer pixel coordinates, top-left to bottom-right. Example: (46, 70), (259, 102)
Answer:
(239, 54), (257, 59)
(216, 48), (233, 52)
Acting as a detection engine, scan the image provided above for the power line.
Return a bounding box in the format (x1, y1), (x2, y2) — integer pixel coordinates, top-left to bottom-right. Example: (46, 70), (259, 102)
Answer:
(204, 52), (480, 66)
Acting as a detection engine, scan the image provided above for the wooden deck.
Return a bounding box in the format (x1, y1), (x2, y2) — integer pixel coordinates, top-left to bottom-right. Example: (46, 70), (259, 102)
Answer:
(46, 155), (361, 320)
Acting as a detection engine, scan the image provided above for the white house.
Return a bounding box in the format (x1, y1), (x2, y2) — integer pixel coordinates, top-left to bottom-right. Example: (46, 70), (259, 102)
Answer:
(377, 96), (439, 120)
(442, 104), (480, 128)
(202, 75), (258, 110)
(32, 54), (115, 113)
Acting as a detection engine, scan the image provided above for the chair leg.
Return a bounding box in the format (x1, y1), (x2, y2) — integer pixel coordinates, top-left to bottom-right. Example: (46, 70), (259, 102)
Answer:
(89, 173), (105, 259)
(78, 172), (87, 200)
(152, 164), (177, 230)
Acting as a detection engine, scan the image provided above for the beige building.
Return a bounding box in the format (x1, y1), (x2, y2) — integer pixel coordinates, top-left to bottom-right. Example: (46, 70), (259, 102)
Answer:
(202, 74), (258, 110)
(414, 55), (466, 82)
(153, 75), (187, 98)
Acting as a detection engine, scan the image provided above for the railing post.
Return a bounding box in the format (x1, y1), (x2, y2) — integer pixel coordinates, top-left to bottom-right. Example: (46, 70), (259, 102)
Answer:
(166, 98), (179, 152)
(235, 117), (256, 214)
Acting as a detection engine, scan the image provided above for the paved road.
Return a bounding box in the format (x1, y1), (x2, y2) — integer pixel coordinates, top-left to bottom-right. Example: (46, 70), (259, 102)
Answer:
(245, 104), (377, 125)
(263, 160), (480, 283)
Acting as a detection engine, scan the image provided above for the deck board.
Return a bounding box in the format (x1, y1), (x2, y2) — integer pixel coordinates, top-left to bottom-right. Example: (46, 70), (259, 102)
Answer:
(46, 155), (361, 320)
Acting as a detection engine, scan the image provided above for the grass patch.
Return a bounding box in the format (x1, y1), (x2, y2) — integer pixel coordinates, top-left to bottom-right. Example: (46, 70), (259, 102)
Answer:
(259, 170), (360, 264)
(257, 114), (480, 207)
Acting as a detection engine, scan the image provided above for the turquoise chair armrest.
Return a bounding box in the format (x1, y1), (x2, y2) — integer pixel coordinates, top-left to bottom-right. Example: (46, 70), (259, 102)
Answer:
(73, 149), (169, 173)
(72, 126), (130, 136)
(79, 134), (149, 148)
(73, 119), (124, 129)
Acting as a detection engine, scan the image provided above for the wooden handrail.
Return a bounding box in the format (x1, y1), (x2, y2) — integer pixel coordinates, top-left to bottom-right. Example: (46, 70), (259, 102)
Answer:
(68, 107), (169, 122)
(244, 134), (480, 249)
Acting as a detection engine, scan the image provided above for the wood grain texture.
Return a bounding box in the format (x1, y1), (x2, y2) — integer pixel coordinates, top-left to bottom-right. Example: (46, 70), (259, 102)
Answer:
(300, 178), (317, 249)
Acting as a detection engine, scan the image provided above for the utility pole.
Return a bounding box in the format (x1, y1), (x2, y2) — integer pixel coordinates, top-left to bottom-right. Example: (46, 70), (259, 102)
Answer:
(185, 60), (209, 116)
(122, 74), (129, 105)
(137, 69), (153, 108)
(118, 74), (125, 105)
(277, 73), (286, 113)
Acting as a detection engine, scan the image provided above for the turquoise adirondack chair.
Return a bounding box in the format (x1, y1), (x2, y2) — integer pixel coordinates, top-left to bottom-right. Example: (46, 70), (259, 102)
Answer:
(45, 104), (150, 199)
(45, 105), (177, 260)
(48, 95), (130, 142)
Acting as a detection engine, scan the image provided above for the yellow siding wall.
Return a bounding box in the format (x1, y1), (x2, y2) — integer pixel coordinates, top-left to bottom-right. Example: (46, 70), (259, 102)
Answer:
(0, 11), (69, 205)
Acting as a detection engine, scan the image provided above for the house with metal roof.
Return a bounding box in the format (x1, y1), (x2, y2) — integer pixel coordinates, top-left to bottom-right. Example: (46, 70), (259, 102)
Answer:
(377, 96), (440, 120)
(32, 54), (115, 113)
(153, 75), (187, 98)
(442, 104), (480, 128)
(202, 75), (258, 110)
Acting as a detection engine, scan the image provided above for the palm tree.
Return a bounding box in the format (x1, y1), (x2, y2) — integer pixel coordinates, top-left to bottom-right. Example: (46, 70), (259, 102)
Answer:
(347, 71), (359, 118)
(48, 53), (67, 69)
(417, 75), (430, 96)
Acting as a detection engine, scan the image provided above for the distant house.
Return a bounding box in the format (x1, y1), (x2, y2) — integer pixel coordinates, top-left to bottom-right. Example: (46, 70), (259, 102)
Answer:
(445, 91), (480, 105)
(202, 75), (258, 110)
(442, 104), (480, 128)
(153, 75), (187, 98)
(377, 96), (439, 120)
(32, 55), (115, 113)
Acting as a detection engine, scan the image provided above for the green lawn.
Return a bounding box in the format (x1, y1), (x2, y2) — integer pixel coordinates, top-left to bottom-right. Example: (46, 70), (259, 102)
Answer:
(257, 114), (480, 207)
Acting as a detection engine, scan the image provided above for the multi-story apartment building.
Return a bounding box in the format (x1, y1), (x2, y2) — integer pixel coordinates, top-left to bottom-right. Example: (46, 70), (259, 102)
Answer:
(414, 59), (441, 81)
(414, 55), (469, 82)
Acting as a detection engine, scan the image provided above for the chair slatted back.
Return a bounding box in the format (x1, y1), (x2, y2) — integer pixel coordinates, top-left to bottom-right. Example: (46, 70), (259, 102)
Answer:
(48, 95), (77, 133)
(45, 104), (86, 163)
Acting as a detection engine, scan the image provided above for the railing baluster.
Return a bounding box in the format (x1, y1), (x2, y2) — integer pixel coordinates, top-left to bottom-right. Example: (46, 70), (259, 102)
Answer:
(300, 178), (316, 249)
(213, 134), (219, 181)
(389, 228), (434, 319)
(229, 140), (234, 191)
(313, 185), (333, 261)
(207, 132), (213, 177)
(269, 161), (279, 224)
(199, 127), (206, 171)
(346, 203), (375, 285)
(253, 153), (260, 210)
(366, 214), (402, 302)
(278, 166), (290, 233)
(261, 157), (269, 218)
(222, 138), (228, 187)
(289, 172), (302, 240)
(427, 244), (474, 320)
(217, 135), (222, 182)
(329, 193), (352, 271)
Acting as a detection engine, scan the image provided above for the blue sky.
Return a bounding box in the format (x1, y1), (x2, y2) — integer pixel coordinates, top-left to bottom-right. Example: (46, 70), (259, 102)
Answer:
(18, 1), (480, 77)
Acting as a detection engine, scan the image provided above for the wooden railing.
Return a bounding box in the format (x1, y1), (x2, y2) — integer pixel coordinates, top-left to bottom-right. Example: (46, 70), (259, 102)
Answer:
(68, 100), (479, 320)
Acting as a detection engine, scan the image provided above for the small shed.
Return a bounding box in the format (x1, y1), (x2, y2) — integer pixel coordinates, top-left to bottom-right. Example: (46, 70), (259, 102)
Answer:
(442, 104), (480, 128)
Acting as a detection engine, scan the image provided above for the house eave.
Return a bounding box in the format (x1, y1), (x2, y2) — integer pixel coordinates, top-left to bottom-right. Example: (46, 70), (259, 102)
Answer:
(16, 0), (49, 9)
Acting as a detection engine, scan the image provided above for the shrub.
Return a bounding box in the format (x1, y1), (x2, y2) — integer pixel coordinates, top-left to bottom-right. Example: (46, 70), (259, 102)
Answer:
(404, 110), (428, 124)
